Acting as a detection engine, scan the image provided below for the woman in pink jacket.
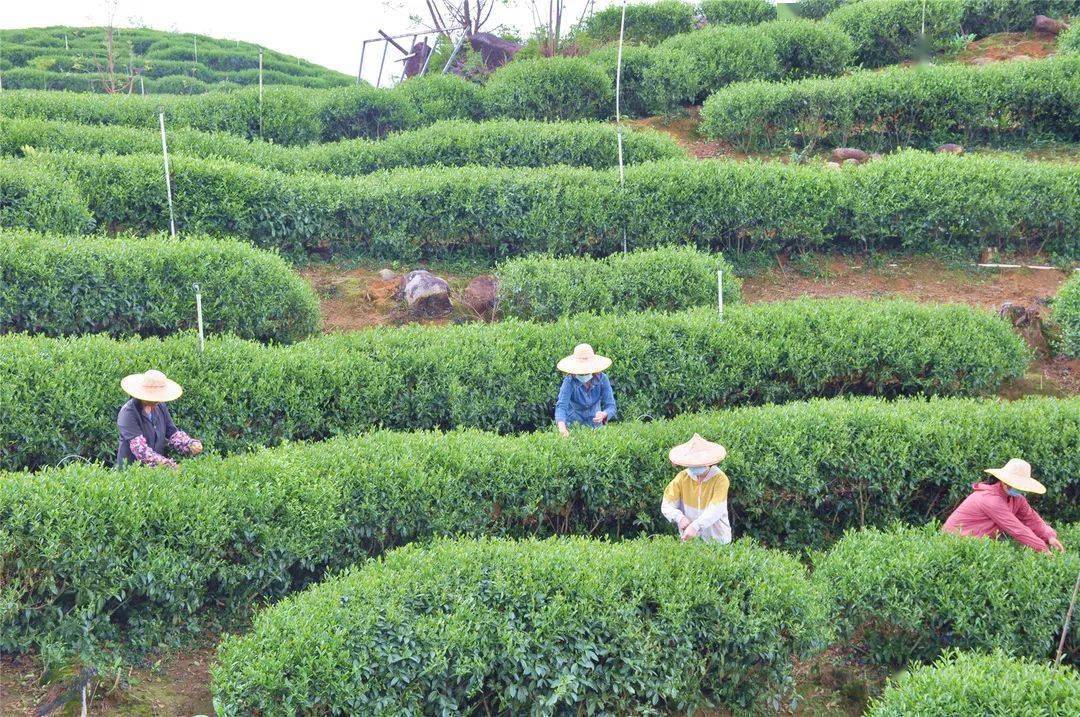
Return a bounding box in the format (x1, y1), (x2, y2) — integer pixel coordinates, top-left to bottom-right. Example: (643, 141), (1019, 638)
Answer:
(942, 458), (1065, 553)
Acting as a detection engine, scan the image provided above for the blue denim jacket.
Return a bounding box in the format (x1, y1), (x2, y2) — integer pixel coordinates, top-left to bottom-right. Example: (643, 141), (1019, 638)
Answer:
(554, 373), (617, 428)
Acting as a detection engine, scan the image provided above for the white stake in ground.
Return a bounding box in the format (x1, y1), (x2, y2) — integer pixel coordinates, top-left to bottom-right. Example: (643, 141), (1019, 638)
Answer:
(615, 0), (627, 254)
(193, 283), (206, 352)
(717, 269), (724, 320)
(158, 109), (177, 237)
(258, 50), (264, 138)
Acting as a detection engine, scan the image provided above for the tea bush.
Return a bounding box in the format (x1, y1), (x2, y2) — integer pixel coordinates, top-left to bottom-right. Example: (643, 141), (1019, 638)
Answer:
(700, 56), (1080, 151)
(1055, 273), (1080, 357)
(814, 524), (1080, 667)
(1, 396), (1075, 660)
(1061, 24), (1080, 52)
(585, 44), (657, 117)
(581, 0), (699, 44)
(210, 537), (831, 716)
(700, 0), (777, 25)
(866, 650), (1080, 717)
(28, 151), (1077, 259)
(0, 230), (320, 342)
(495, 246), (741, 321)
(484, 57), (615, 121)
(807, 1), (1080, 33)
(0, 157), (93, 233)
(826, 0), (965, 67)
(0, 117), (685, 173)
(0, 299), (1029, 470)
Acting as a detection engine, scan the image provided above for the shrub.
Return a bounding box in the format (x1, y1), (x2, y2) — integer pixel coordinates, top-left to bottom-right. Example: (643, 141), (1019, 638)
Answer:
(813, 524), (1080, 667)
(826, 0), (965, 67)
(1061, 24), (1080, 52)
(700, 0), (777, 25)
(960, 0), (1080, 36)
(1055, 273), (1080, 357)
(0, 117), (684, 173)
(866, 650), (1080, 717)
(26, 151), (1077, 260)
(211, 537), (830, 715)
(585, 43), (657, 117)
(801, 0), (849, 18)
(581, 0), (699, 44)
(0, 299), (1029, 470)
(642, 24), (780, 111)
(0, 157), (93, 233)
(0, 230), (320, 342)
(495, 246), (741, 321)
(700, 56), (1080, 151)
(315, 84), (418, 141)
(484, 57), (615, 121)
(757, 19), (854, 79)
(392, 73), (485, 125)
(2, 396), (1075, 660)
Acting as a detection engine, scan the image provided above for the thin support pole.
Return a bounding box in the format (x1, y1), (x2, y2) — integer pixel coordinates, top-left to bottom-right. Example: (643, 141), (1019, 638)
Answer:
(718, 270), (724, 320)
(193, 284), (206, 352)
(375, 39), (390, 87)
(158, 110), (176, 237)
(420, 35), (438, 77)
(193, 35), (198, 64)
(358, 40), (369, 84)
(1056, 570), (1080, 665)
(258, 50), (264, 138)
(615, 0), (627, 253)
(140, 75), (145, 95)
(443, 33), (466, 73)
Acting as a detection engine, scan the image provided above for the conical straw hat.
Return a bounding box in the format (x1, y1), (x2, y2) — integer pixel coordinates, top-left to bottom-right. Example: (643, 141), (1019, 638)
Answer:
(984, 458), (1045, 494)
(557, 343), (612, 374)
(668, 433), (727, 468)
(121, 370), (183, 403)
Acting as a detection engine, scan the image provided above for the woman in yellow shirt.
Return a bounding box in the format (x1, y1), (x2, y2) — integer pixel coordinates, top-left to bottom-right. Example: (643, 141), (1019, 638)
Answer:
(661, 433), (731, 544)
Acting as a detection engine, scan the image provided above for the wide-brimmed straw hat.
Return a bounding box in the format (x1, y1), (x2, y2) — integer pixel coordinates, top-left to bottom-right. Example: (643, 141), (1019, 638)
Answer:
(557, 343), (612, 375)
(669, 433), (727, 468)
(984, 458), (1045, 494)
(121, 370), (183, 403)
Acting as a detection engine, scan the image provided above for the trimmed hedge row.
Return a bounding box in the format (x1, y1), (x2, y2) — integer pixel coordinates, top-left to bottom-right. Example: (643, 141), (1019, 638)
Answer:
(210, 537), (830, 715)
(640, 20), (854, 113)
(2, 396), (1075, 660)
(27, 151), (1080, 259)
(808, 0), (1080, 30)
(581, 0), (700, 44)
(0, 117), (685, 174)
(814, 523), (1080, 667)
(0, 230), (320, 342)
(0, 157), (92, 233)
(0, 299), (1029, 470)
(1056, 272), (1080, 357)
(495, 246), (742, 321)
(700, 55), (1080, 151)
(484, 57), (616, 121)
(700, 0), (777, 25)
(867, 650), (1080, 717)
(1062, 23), (1080, 52)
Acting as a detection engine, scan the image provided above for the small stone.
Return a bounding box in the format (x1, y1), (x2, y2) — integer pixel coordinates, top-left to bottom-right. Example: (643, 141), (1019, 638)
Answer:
(936, 143), (964, 154)
(870, 152), (884, 161)
(825, 161), (842, 169)
(843, 158), (860, 166)
(378, 268), (398, 281)
(464, 275), (499, 318)
(1012, 54), (1033, 61)
(970, 57), (993, 66)
(831, 147), (869, 163)
(403, 270), (452, 318)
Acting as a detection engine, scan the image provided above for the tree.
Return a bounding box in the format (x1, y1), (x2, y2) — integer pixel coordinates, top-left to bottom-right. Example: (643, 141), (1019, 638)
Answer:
(92, 1), (141, 94)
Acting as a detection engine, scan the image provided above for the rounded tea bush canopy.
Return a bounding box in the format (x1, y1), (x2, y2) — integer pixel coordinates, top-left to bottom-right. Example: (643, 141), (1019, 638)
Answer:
(210, 537), (832, 715)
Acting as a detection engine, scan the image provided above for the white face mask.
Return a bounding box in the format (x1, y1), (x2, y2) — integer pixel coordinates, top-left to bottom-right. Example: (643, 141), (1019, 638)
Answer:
(575, 373), (594, 384)
(687, 466), (711, 479)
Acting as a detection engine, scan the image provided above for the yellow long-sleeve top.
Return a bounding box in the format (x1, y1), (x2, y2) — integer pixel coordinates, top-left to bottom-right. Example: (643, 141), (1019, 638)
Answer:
(660, 468), (731, 544)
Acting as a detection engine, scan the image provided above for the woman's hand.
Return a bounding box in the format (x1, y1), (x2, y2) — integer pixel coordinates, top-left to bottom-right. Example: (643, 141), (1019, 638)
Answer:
(1049, 537), (1065, 552)
(677, 517), (691, 531)
(189, 440), (203, 456)
(593, 410), (607, 425)
(681, 523), (699, 541)
(557, 422), (570, 438)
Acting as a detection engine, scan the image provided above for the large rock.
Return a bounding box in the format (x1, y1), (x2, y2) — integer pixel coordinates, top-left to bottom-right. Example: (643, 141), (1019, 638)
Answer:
(1034, 15), (1069, 35)
(831, 147), (869, 164)
(999, 301), (1050, 357)
(403, 270), (452, 317)
(936, 143), (964, 154)
(403, 40), (431, 78)
(464, 275), (498, 318)
(469, 32), (520, 70)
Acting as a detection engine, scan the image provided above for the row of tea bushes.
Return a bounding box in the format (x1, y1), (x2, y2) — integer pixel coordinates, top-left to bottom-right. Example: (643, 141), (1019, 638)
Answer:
(2, 396), (1074, 658)
(700, 55), (1080, 151)
(0, 230), (320, 342)
(815, 524), (1080, 667)
(581, 0), (778, 44)
(0, 300), (1029, 470)
(1056, 273), (1080, 357)
(208, 525), (1079, 714)
(867, 650), (1080, 716)
(210, 537), (829, 716)
(0, 157), (93, 233)
(495, 246), (741, 321)
(0, 117), (685, 173)
(19, 151), (1078, 259)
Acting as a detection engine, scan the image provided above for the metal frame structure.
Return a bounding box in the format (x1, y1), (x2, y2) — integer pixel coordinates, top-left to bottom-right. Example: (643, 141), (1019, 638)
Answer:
(357, 25), (466, 87)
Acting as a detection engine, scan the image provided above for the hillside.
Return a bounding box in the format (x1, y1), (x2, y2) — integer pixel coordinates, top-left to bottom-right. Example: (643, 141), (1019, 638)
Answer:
(0, 25), (352, 94)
